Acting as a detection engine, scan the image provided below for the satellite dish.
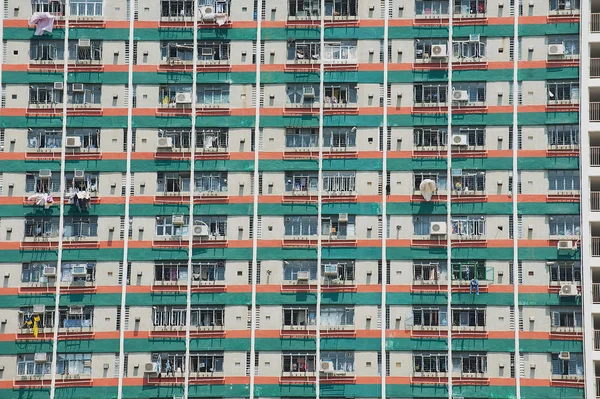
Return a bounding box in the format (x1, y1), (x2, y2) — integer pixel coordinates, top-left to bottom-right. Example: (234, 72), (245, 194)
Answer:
(419, 179), (437, 202)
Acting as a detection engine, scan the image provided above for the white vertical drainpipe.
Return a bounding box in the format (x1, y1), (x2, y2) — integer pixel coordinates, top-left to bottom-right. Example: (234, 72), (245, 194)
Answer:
(446, 8), (453, 399)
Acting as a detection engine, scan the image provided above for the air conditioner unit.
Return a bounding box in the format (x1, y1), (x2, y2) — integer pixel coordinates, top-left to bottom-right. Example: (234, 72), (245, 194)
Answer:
(43, 266), (57, 276)
(34, 353), (48, 363)
(39, 169), (52, 178)
(176, 92), (192, 104)
(157, 137), (173, 148)
(323, 264), (338, 276)
(200, 5), (216, 19)
(469, 34), (480, 42)
(201, 47), (214, 56)
(557, 240), (575, 250)
(430, 44), (447, 58)
(65, 137), (81, 148)
(320, 361), (335, 372)
(548, 43), (565, 56)
(558, 351), (571, 360)
(430, 221), (447, 235)
(69, 305), (84, 315)
(72, 83), (84, 92)
(303, 87), (316, 99)
(74, 170), (85, 180)
(297, 271), (310, 282)
(53, 82), (64, 90)
(559, 284), (577, 297)
(144, 362), (156, 373)
(33, 304), (46, 313)
(193, 224), (210, 237)
(451, 133), (469, 146)
(453, 90), (469, 102)
(71, 265), (87, 277)
(338, 213), (349, 222)
(78, 39), (91, 47)
(172, 215), (185, 226)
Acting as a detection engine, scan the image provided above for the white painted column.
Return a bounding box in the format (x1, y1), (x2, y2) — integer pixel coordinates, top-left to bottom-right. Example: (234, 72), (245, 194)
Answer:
(446, 9), (454, 399)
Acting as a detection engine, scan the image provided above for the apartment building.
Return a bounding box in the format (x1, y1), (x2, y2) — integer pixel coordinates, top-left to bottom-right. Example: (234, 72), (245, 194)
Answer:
(0, 0), (586, 399)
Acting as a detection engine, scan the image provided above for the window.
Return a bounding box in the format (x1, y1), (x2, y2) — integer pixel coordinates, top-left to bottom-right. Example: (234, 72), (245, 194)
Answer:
(151, 352), (224, 373)
(198, 0), (230, 15)
(193, 261), (225, 282)
(195, 216), (227, 238)
(156, 215), (189, 237)
(191, 307), (224, 326)
(198, 41), (230, 62)
(452, 307), (486, 327)
(25, 172), (61, 193)
(285, 171), (319, 192)
(161, 42), (194, 61)
(27, 129), (62, 150)
(452, 126), (485, 147)
(323, 41), (358, 63)
(30, 40), (64, 61)
(17, 354), (52, 376)
(414, 127), (447, 148)
(287, 84), (320, 104)
(190, 352), (224, 373)
(321, 307), (354, 327)
(322, 215), (356, 237)
(451, 215), (486, 236)
(161, 0), (194, 17)
(68, 40), (102, 62)
(412, 307), (448, 327)
(452, 82), (486, 103)
(32, 0), (65, 15)
(283, 260), (318, 281)
(454, 0), (486, 15)
(64, 171), (99, 193)
(288, 0), (321, 17)
(283, 307), (317, 327)
(549, 215), (580, 236)
(25, 218), (57, 238)
(64, 217), (98, 238)
(29, 84), (63, 105)
(451, 170), (486, 193)
(159, 129), (192, 149)
(414, 171), (446, 191)
(19, 306), (55, 329)
(413, 262), (447, 283)
(197, 85), (230, 105)
(22, 263), (56, 283)
(288, 41), (320, 61)
(549, 0), (579, 11)
(414, 84), (448, 104)
(547, 81), (579, 103)
(321, 352), (354, 372)
(58, 306), (93, 328)
(413, 215), (446, 235)
(60, 263), (95, 284)
(415, 0), (449, 15)
(153, 306), (186, 326)
(322, 261), (355, 283)
(159, 85), (192, 106)
(453, 37), (486, 60)
(67, 129), (100, 150)
(57, 353), (92, 375)
(67, 84), (101, 105)
(548, 36), (579, 56)
(153, 306), (224, 327)
(324, 0), (358, 17)
(551, 310), (582, 328)
(551, 353), (583, 377)
(155, 262), (188, 282)
(286, 128), (318, 148)
(414, 39), (448, 61)
(451, 261), (487, 281)
(70, 0), (102, 16)
(195, 172), (228, 192)
(549, 262), (581, 284)
(323, 84), (357, 105)
(548, 170), (580, 191)
(284, 216), (318, 236)
(413, 353), (448, 373)
(322, 172), (356, 193)
(157, 173), (190, 193)
(452, 353), (487, 374)
(282, 353), (316, 373)
(548, 125), (579, 148)
(324, 127), (356, 148)
(197, 128), (228, 150)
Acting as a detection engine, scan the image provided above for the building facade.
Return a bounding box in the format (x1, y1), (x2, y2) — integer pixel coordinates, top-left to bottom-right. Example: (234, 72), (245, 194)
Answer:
(0, 0), (587, 399)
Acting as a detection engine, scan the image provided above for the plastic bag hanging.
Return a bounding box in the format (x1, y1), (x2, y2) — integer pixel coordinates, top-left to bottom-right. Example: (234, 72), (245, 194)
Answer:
(419, 179), (437, 202)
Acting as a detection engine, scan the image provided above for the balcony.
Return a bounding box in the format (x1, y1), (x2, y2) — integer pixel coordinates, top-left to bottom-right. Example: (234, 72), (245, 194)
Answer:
(282, 235), (318, 248)
(411, 324), (448, 338)
(282, 190), (318, 204)
(593, 14), (600, 32)
(411, 370), (448, 384)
